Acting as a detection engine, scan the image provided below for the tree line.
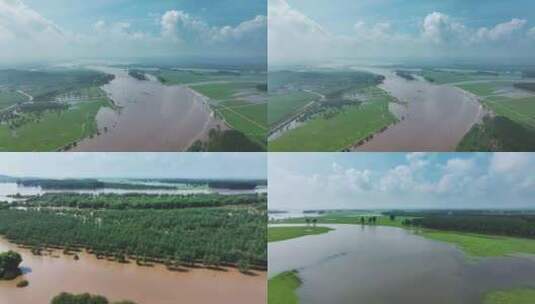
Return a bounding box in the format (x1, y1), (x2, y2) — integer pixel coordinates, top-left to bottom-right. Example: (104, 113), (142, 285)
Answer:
(0, 206), (267, 270)
(405, 214), (535, 239)
(16, 192), (266, 210)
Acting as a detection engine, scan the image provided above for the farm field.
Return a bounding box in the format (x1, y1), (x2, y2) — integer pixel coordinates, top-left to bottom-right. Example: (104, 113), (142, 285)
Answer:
(419, 69), (518, 85)
(268, 91), (317, 126)
(0, 99), (110, 151)
(189, 81), (268, 149)
(269, 99), (396, 151)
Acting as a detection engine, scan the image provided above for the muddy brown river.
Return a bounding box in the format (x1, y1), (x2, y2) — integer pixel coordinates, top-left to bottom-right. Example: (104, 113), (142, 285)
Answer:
(0, 237), (266, 304)
(72, 67), (225, 151)
(269, 224), (535, 304)
(355, 68), (485, 151)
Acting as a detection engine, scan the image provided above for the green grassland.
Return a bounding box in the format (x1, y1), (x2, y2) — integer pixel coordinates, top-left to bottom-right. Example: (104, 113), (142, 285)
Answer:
(188, 81), (268, 148)
(268, 91), (318, 127)
(217, 103), (267, 146)
(456, 82), (513, 96)
(0, 90), (28, 109)
(483, 96), (535, 129)
(268, 271), (302, 304)
(190, 82), (260, 100)
(268, 226), (333, 243)
(418, 230), (535, 257)
(269, 99), (396, 151)
(0, 99), (110, 151)
(420, 70), (517, 85)
(456, 79), (535, 151)
(484, 289), (535, 304)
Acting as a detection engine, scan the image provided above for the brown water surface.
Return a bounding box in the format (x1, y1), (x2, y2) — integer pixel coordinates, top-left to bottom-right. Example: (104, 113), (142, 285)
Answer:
(72, 67), (225, 151)
(0, 238), (266, 304)
(355, 68), (486, 151)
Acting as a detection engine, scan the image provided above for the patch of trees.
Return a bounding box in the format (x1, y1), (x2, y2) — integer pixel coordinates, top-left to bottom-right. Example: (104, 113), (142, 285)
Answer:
(0, 250), (22, 280)
(0, 207), (267, 269)
(18, 192), (266, 210)
(514, 82), (535, 93)
(188, 128), (264, 152)
(128, 70), (147, 81)
(395, 70), (416, 81)
(405, 215), (535, 239)
(457, 116), (535, 152)
(51, 292), (136, 304)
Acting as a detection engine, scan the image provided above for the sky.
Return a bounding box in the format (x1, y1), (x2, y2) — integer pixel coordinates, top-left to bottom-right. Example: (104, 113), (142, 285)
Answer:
(0, 153), (267, 179)
(269, 0), (535, 64)
(269, 153), (535, 210)
(0, 0), (266, 64)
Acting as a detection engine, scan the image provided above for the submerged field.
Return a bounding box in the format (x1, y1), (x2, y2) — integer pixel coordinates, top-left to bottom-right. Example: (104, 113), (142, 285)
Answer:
(270, 211), (535, 304)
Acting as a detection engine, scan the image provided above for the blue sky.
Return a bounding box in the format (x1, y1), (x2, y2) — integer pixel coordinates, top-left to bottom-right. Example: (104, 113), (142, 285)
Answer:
(24, 0), (265, 33)
(0, 0), (266, 63)
(269, 0), (535, 63)
(0, 153), (267, 179)
(269, 153), (535, 210)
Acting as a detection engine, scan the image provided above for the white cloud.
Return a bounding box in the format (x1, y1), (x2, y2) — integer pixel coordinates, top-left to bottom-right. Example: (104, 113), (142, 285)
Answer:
(268, 0), (336, 64)
(0, 1), (266, 63)
(269, 153), (535, 210)
(160, 9), (266, 48)
(477, 18), (527, 41)
(421, 12), (467, 45)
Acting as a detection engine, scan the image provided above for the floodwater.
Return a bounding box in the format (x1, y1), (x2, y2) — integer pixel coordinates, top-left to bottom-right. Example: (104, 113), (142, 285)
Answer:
(355, 68), (485, 151)
(72, 67), (226, 151)
(0, 183), (262, 202)
(269, 224), (535, 304)
(0, 238), (266, 304)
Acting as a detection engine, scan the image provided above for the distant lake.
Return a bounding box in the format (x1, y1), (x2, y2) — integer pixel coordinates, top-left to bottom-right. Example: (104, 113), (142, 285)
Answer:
(269, 224), (535, 304)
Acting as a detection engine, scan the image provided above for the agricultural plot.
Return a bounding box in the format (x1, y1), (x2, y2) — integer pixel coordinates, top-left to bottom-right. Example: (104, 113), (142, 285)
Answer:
(419, 69), (519, 85)
(268, 91), (318, 127)
(456, 81), (514, 96)
(0, 99), (111, 151)
(483, 96), (535, 129)
(269, 100), (396, 151)
(190, 81), (268, 148)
